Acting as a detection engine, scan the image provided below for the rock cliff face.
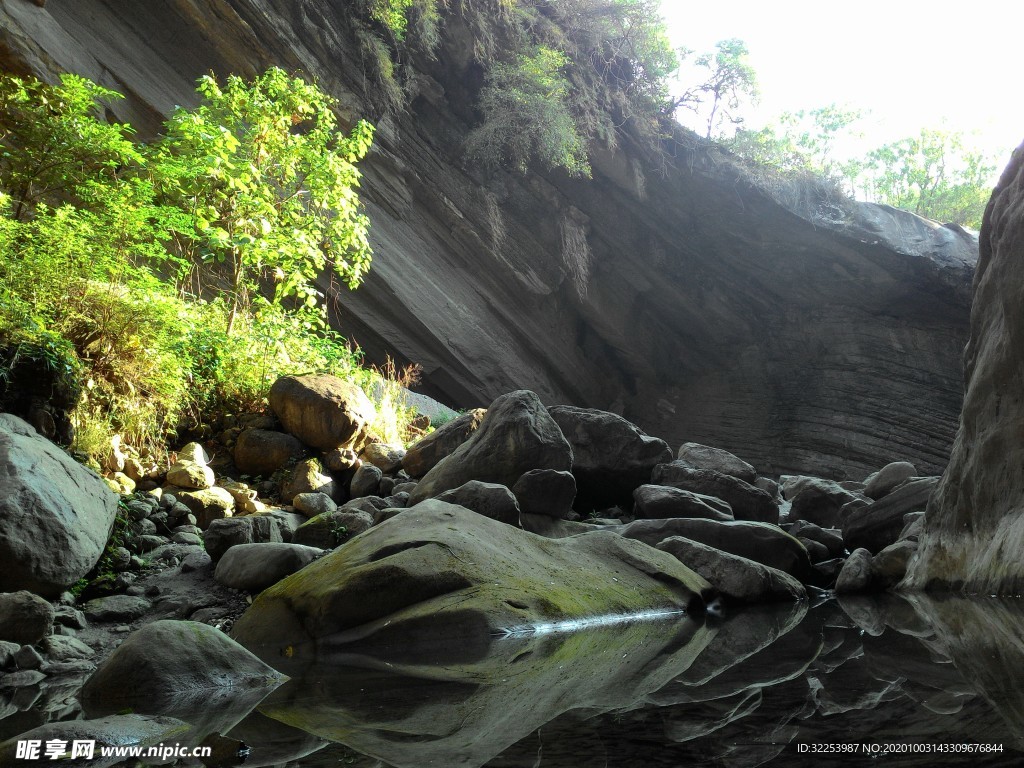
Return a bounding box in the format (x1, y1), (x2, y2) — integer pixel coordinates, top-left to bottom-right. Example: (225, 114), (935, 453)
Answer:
(905, 143), (1024, 593)
(0, 0), (977, 478)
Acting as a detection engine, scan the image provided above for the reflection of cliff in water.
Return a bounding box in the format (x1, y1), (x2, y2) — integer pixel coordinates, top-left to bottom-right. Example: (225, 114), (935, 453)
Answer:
(229, 596), (1024, 767)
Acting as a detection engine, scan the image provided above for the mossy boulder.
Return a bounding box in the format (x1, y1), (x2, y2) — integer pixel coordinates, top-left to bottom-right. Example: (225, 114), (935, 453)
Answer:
(232, 501), (711, 660)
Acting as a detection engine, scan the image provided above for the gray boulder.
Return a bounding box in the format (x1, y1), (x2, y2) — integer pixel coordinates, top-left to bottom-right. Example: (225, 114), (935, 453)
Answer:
(409, 391), (572, 504)
(548, 405), (671, 510)
(205, 515), (283, 561)
(615, 518), (812, 581)
(269, 374), (375, 451)
(675, 443), (757, 483)
(0, 590), (54, 644)
(786, 520), (845, 558)
(0, 414), (118, 596)
(863, 461), (917, 500)
(632, 484), (733, 521)
(176, 487), (235, 530)
(293, 510), (374, 549)
(214, 543), (325, 592)
(232, 501), (711, 658)
(292, 492), (337, 519)
(234, 429), (305, 475)
(436, 481), (521, 526)
(843, 477), (939, 553)
(872, 539), (917, 589)
(402, 409), (486, 478)
(651, 462), (778, 524)
(512, 469), (577, 519)
(656, 536), (805, 602)
(788, 479), (860, 528)
(83, 595), (152, 623)
(281, 458), (335, 501)
(835, 548), (875, 594)
(349, 463), (382, 498)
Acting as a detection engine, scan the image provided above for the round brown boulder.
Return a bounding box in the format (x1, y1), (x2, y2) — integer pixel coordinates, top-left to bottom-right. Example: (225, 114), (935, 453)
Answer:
(269, 374), (375, 451)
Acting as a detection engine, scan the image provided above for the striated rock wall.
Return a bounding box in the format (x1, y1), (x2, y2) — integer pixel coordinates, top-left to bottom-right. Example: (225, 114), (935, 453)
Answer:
(0, 0), (977, 478)
(905, 143), (1024, 593)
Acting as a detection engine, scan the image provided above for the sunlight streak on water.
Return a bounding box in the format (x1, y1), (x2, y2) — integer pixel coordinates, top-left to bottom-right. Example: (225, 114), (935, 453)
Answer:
(494, 608), (686, 639)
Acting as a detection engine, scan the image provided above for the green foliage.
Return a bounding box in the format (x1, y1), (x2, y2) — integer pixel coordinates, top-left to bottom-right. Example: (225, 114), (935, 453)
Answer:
(151, 67), (374, 335)
(349, 0), (681, 175)
(466, 46), (591, 176)
(726, 107), (996, 228)
(0, 74), (142, 220)
(0, 70), (421, 466)
(368, 0), (416, 38)
(860, 129), (995, 228)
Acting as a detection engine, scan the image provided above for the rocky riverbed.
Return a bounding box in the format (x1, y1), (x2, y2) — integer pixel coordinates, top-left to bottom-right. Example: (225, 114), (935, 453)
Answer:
(0, 374), (948, 763)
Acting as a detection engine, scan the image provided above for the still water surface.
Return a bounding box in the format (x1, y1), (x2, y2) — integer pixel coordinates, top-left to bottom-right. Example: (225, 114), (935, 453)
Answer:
(226, 595), (1024, 767)
(15, 594), (1024, 767)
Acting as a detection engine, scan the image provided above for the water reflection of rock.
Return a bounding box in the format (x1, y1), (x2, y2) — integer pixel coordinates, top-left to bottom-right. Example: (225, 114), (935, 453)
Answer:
(14, 597), (1024, 767)
(489, 596), (1024, 767)
(257, 615), (716, 768)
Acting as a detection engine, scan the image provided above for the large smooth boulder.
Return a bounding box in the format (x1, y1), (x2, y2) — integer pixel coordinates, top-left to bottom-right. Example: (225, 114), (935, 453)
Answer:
(656, 537), (805, 603)
(675, 443), (757, 483)
(214, 543), (324, 592)
(269, 374), (375, 451)
(0, 414), (118, 596)
(82, 620), (285, 713)
(401, 409), (486, 478)
(232, 501), (711, 658)
(408, 392), (572, 504)
(632, 484), (733, 521)
(651, 462), (778, 524)
(614, 518), (812, 581)
(234, 428), (306, 475)
(548, 405), (671, 510)
(843, 477), (938, 554)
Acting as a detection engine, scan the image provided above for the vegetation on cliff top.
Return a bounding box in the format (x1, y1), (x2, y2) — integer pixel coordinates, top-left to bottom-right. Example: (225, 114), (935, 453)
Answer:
(353, 1), (994, 226)
(0, 70), (417, 466)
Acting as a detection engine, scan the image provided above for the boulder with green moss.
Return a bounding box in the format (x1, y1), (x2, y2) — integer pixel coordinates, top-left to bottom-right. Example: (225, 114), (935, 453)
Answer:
(232, 500), (711, 660)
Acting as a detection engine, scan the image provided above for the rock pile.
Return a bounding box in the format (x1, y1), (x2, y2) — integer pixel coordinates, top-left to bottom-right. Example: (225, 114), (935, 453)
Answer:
(0, 378), (942, 740)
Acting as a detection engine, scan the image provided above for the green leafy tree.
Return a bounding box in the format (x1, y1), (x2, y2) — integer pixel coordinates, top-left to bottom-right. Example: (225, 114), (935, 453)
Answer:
(465, 46), (592, 176)
(861, 129), (995, 227)
(0, 74), (143, 220)
(676, 38), (759, 139)
(727, 104), (865, 188)
(151, 67), (375, 334)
